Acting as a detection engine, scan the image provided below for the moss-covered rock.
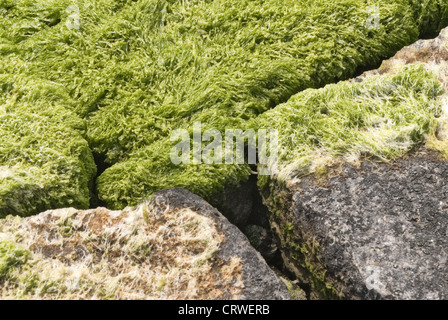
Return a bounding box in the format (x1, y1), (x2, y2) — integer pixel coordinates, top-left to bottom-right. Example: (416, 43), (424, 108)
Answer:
(90, 0), (446, 209)
(262, 149), (448, 299)
(86, 0), (422, 162)
(0, 188), (290, 300)
(259, 27), (448, 300)
(1, 0), (448, 214)
(255, 64), (444, 182)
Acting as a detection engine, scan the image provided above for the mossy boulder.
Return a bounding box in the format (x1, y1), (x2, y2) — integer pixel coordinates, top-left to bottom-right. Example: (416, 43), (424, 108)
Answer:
(0, 188), (290, 300)
(255, 64), (444, 183)
(258, 27), (448, 299)
(90, 0), (447, 209)
(262, 150), (448, 299)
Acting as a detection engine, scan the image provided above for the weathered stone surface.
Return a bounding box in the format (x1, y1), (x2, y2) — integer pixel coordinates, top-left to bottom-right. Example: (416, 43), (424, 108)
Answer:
(0, 188), (290, 300)
(263, 149), (448, 300)
(261, 27), (448, 300)
(216, 176), (279, 264)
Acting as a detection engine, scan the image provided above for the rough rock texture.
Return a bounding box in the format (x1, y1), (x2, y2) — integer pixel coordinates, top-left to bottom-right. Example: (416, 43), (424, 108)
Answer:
(215, 174), (271, 229)
(215, 175), (279, 263)
(263, 149), (448, 299)
(0, 188), (290, 300)
(261, 27), (448, 300)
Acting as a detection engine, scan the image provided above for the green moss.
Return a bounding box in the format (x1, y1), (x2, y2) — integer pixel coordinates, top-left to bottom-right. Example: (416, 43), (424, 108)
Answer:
(0, 75), (96, 217)
(289, 240), (341, 299)
(283, 222), (294, 241)
(97, 137), (252, 209)
(1, 1), (448, 213)
(87, 0), (446, 208)
(285, 225), (339, 298)
(262, 177), (342, 299)
(286, 226), (340, 298)
(0, 240), (29, 277)
(85, 0), (424, 162)
(279, 277), (307, 300)
(255, 64), (444, 179)
(58, 218), (74, 238)
(406, 0), (448, 37)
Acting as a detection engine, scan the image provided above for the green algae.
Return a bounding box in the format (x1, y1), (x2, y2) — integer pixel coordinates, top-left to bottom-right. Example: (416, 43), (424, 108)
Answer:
(87, 0), (422, 163)
(97, 137), (252, 209)
(91, 0), (437, 208)
(0, 1), (448, 213)
(406, 0), (448, 37)
(255, 64), (444, 180)
(0, 75), (96, 217)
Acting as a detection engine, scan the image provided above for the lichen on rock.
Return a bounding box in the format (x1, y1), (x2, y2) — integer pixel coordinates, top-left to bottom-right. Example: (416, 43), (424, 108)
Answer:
(0, 188), (290, 300)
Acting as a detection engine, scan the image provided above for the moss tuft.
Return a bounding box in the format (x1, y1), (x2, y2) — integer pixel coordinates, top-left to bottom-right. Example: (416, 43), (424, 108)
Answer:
(96, 138), (252, 209)
(0, 75), (96, 217)
(255, 64), (444, 180)
(0, 240), (29, 277)
(406, 0), (448, 37)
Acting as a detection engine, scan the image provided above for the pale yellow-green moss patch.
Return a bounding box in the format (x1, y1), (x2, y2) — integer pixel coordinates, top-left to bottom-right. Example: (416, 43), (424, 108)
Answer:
(255, 64), (445, 182)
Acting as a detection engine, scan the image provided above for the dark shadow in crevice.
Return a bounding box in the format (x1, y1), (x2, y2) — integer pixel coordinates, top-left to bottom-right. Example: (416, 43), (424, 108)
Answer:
(352, 59), (384, 79)
(221, 172), (310, 299)
(89, 152), (110, 208)
(420, 31), (442, 40)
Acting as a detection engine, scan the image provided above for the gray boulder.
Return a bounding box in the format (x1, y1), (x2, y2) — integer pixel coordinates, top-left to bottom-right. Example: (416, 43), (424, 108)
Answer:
(262, 149), (448, 299)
